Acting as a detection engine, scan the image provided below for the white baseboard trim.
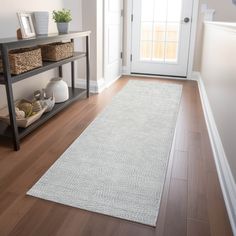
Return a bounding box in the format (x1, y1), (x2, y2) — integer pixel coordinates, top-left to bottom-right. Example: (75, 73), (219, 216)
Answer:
(189, 71), (201, 81)
(197, 73), (236, 235)
(75, 75), (122, 94)
(75, 78), (106, 93)
(122, 66), (130, 75)
(105, 75), (122, 89)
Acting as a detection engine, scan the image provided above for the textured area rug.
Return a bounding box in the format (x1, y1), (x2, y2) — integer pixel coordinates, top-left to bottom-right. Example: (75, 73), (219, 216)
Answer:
(27, 80), (182, 226)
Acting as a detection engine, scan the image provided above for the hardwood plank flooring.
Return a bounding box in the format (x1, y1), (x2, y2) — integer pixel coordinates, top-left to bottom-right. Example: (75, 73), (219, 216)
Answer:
(171, 151), (188, 180)
(0, 76), (233, 236)
(163, 179), (188, 236)
(187, 132), (209, 222)
(187, 219), (211, 236)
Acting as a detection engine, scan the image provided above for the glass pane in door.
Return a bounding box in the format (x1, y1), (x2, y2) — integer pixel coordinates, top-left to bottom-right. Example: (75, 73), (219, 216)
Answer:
(140, 0), (182, 63)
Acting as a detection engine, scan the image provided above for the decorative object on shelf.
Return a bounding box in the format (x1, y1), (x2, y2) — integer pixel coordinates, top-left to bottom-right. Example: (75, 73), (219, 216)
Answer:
(32, 89), (55, 112)
(34, 90), (42, 100)
(0, 99), (47, 128)
(45, 77), (69, 103)
(52, 9), (72, 34)
(17, 12), (36, 39)
(18, 100), (34, 117)
(32, 100), (43, 113)
(41, 96), (55, 112)
(0, 47), (42, 75)
(33, 11), (49, 35)
(38, 89), (55, 112)
(40, 42), (74, 61)
(15, 107), (25, 119)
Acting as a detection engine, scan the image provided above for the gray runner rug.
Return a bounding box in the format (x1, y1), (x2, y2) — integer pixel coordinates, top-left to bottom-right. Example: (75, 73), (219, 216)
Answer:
(27, 80), (182, 226)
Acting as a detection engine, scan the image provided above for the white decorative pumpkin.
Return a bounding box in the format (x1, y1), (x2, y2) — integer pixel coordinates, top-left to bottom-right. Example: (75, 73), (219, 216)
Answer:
(45, 78), (69, 103)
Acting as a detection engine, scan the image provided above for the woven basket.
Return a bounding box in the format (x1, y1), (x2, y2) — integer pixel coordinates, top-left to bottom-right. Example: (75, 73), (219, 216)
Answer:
(40, 42), (74, 61)
(0, 100), (47, 128)
(0, 47), (42, 75)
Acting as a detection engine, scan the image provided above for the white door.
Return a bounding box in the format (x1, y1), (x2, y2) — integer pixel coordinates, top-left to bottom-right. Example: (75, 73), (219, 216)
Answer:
(131, 0), (193, 77)
(104, 0), (123, 85)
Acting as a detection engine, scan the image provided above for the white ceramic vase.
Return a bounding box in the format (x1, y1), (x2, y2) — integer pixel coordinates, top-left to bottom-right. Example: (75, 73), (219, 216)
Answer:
(45, 78), (69, 103)
(57, 22), (69, 34)
(33, 11), (49, 35)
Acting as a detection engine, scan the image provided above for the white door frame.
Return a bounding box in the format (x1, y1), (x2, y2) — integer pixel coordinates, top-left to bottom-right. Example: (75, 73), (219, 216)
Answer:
(123, 0), (200, 79)
(104, 0), (123, 88)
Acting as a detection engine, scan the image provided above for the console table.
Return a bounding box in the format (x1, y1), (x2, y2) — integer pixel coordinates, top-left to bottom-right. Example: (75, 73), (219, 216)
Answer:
(0, 31), (91, 151)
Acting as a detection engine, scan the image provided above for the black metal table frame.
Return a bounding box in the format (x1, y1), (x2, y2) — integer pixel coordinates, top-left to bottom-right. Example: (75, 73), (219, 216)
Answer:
(0, 31), (91, 151)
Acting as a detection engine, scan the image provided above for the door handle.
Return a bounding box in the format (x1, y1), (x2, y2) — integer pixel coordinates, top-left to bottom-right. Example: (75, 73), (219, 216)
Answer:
(183, 17), (190, 23)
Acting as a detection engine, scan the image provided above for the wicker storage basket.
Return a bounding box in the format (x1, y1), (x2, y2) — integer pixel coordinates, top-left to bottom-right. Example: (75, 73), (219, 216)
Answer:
(0, 47), (42, 75)
(40, 42), (74, 61)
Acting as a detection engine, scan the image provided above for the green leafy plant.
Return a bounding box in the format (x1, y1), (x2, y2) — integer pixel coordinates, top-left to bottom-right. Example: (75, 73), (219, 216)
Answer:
(52, 9), (72, 23)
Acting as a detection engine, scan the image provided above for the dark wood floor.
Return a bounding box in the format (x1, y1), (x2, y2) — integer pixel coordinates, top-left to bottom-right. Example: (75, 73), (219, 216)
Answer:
(0, 76), (233, 236)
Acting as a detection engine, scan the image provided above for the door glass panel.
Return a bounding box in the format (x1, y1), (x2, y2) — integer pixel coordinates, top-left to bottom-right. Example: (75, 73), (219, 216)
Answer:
(154, 0), (168, 22)
(165, 42), (178, 61)
(140, 41), (152, 60)
(153, 42), (165, 61)
(141, 0), (154, 21)
(153, 23), (166, 41)
(166, 23), (179, 41)
(140, 0), (182, 63)
(167, 0), (182, 22)
(141, 23), (153, 40)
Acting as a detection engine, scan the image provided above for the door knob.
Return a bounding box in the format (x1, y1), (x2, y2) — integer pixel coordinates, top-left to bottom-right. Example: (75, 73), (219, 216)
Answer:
(183, 17), (190, 23)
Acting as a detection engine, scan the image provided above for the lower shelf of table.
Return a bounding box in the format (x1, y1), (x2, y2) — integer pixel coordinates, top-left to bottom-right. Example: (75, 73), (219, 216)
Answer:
(0, 87), (87, 139)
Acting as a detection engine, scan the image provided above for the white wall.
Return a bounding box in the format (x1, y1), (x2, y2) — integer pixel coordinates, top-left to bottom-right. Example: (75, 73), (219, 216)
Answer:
(204, 0), (236, 21)
(96, 0), (104, 82)
(82, 0), (104, 82)
(0, 0), (84, 109)
(62, 0), (84, 83)
(0, 0), (64, 109)
(200, 23), (236, 233)
(0, 0), (62, 38)
(194, 0), (236, 70)
(201, 22), (236, 181)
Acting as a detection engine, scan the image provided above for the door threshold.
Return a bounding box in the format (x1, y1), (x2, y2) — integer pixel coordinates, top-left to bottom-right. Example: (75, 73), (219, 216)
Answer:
(130, 73), (187, 80)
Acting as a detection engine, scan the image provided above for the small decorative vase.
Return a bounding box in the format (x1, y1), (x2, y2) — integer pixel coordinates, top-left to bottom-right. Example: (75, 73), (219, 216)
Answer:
(41, 96), (55, 112)
(57, 22), (69, 34)
(33, 11), (49, 35)
(45, 78), (69, 103)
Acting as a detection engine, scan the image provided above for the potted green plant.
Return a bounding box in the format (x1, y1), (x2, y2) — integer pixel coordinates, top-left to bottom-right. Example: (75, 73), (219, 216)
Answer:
(52, 9), (72, 34)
